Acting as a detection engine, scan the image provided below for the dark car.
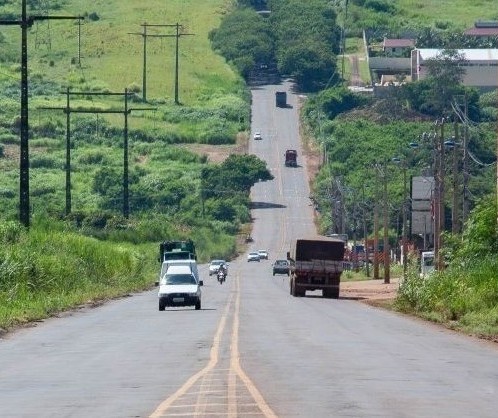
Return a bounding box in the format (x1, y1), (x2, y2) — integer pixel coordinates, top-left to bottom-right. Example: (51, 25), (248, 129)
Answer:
(272, 259), (290, 276)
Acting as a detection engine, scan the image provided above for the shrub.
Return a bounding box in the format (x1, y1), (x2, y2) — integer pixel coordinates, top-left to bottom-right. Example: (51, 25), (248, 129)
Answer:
(0, 133), (18, 144)
(30, 156), (62, 169)
(77, 149), (109, 165)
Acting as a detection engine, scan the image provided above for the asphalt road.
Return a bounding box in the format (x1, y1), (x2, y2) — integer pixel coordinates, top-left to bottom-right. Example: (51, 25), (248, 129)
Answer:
(0, 82), (497, 418)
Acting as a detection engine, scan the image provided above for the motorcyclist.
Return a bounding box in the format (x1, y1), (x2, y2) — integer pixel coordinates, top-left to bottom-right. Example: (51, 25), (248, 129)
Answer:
(218, 263), (227, 276)
(217, 264), (226, 283)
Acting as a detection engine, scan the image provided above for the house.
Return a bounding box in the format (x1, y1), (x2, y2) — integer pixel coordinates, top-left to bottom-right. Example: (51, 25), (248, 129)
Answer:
(411, 48), (498, 92)
(383, 38), (415, 57)
(464, 21), (498, 41)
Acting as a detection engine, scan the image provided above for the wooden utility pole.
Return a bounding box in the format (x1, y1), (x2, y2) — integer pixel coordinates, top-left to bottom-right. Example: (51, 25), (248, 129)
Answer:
(41, 90), (155, 218)
(373, 167), (380, 280)
(452, 121), (460, 234)
(0, 1), (82, 227)
(129, 22), (193, 104)
(434, 118), (445, 271)
(382, 165), (390, 284)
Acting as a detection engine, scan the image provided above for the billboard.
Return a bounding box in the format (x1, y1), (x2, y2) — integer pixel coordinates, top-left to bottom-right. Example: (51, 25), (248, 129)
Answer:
(411, 176), (434, 236)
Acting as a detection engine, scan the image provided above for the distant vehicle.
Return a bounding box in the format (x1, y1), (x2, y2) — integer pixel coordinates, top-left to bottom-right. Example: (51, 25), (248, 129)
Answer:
(275, 91), (287, 107)
(253, 132), (262, 140)
(257, 250), (269, 260)
(158, 265), (202, 311)
(155, 259), (200, 286)
(209, 259), (227, 276)
(272, 259), (290, 276)
(420, 251), (435, 277)
(285, 149), (297, 167)
(288, 237), (345, 298)
(247, 252), (260, 262)
(158, 239), (196, 262)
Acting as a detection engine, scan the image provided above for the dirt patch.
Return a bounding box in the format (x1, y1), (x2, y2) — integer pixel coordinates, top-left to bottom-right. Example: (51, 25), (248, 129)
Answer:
(178, 133), (249, 163)
(341, 277), (399, 303)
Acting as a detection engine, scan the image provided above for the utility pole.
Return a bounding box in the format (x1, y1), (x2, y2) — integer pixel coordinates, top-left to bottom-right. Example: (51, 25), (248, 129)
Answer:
(129, 22), (193, 104)
(0, 1), (82, 227)
(373, 167), (380, 280)
(40, 90), (155, 218)
(462, 93), (469, 226)
(452, 121), (460, 234)
(340, 0), (349, 81)
(77, 18), (82, 66)
(382, 164), (390, 284)
(434, 118), (445, 271)
(393, 157), (409, 279)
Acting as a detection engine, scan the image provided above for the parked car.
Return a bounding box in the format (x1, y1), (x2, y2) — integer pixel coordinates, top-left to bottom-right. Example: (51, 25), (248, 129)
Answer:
(257, 250), (269, 260)
(253, 132), (262, 140)
(247, 252), (260, 262)
(158, 265), (203, 311)
(272, 259), (290, 276)
(209, 259), (227, 276)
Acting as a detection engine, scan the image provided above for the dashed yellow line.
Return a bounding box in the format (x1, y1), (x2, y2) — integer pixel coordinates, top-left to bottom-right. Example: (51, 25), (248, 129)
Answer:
(148, 293), (234, 418)
(231, 276), (278, 418)
(149, 271), (278, 418)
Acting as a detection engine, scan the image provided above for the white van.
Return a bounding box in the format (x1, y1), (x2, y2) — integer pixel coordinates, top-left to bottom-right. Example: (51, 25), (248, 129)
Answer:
(420, 251), (435, 278)
(158, 265), (202, 311)
(156, 259), (200, 286)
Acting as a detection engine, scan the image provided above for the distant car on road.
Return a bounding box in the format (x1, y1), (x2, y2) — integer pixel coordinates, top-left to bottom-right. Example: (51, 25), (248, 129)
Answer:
(272, 259), (290, 276)
(253, 132), (262, 140)
(257, 250), (269, 260)
(247, 252), (261, 262)
(209, 259), (227, 276)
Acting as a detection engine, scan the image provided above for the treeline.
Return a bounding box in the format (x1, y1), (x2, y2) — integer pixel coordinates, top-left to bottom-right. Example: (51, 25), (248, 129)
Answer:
(210, 0), (341, 91)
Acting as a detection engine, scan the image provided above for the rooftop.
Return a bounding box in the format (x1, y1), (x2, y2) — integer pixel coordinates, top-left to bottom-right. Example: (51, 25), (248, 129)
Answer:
(383, 38), (415, 48)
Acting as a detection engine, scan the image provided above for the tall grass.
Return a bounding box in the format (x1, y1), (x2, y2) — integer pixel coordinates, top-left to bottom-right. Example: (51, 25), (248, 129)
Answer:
(396, 256), (498, 337)
(0, 220), (156, 330)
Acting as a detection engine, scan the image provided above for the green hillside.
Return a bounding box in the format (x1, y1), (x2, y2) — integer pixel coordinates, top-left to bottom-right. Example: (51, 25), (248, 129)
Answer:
(1, 0), (239, 104)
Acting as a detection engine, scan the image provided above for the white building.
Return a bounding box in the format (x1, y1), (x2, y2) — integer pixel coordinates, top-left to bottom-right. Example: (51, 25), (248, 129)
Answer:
(411, 48), (498, 91)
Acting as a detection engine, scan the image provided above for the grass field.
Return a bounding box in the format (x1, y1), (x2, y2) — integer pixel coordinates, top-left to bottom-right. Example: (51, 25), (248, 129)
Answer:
(1, 0), (239, 105)
(397, 0), (498, 26)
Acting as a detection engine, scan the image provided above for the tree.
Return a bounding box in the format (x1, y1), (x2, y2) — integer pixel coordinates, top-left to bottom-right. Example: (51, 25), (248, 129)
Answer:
(201, 154), (273, 199)
(401, 49), (473, 117)
(421, 49), (466, 116)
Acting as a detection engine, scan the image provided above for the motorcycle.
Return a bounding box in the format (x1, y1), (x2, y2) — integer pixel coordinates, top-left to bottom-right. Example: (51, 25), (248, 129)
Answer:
(217, 270), (226, 284)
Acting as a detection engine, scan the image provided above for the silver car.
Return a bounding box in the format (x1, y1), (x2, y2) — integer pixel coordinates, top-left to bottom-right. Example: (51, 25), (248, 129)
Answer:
(247, 252), (260, 262)
(209, 259), (227, 276)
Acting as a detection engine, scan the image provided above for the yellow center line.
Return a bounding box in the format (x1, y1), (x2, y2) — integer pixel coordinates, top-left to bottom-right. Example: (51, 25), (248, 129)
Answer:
(230, 274), (278, 418)
(149, 292), (234, 418)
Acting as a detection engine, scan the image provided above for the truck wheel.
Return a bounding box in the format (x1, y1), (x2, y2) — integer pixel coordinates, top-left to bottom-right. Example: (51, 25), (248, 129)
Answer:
(159, 301), (166, 311)
(332, 288), (340, 299)
(323, 289), (331, 298)
(195, 301), (201, 310)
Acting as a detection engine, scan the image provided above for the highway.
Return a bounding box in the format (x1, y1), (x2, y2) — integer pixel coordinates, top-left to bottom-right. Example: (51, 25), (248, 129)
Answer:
(0, 81), (497, 417)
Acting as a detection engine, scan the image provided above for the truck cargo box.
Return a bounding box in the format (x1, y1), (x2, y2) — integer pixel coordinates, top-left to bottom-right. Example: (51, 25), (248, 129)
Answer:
(288, 237), (345, 298)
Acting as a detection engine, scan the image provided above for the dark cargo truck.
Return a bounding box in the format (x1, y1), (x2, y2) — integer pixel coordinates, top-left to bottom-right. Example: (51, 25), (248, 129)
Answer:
(284, 149), (297, 167)
(275, 91), (287, 107)
(158, 239), (196, 262)
(287, 237), (345, 298)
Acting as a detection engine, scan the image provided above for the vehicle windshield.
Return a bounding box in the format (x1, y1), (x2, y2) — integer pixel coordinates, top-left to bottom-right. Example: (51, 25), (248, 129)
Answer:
(162, 274), (197, 285)
(275, 260), (288, 265)
(211, 260), (224, 266)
